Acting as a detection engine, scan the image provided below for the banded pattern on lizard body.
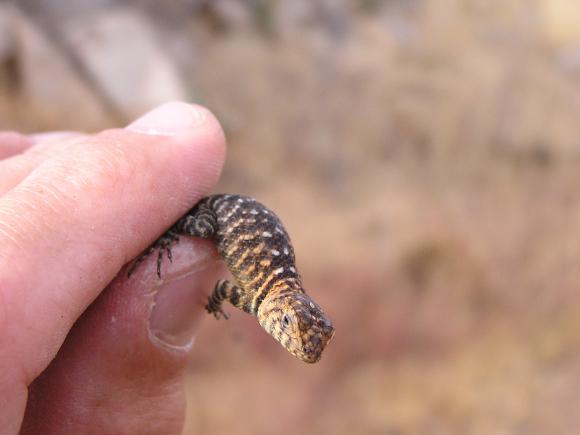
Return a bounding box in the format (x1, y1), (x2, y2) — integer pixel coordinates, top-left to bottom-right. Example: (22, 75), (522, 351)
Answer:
(129, 194), (335, 363)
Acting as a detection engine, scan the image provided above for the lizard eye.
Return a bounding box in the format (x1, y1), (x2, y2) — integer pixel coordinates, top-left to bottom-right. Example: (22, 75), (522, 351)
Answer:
(281, 314), (292, 329)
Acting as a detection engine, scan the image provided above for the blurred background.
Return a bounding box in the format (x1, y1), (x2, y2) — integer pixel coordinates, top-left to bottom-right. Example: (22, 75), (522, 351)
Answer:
(3, 0), (580, 433)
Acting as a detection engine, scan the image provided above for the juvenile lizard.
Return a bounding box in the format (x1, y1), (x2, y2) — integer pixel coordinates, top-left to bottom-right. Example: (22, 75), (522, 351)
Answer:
(129, 194), (335, 363)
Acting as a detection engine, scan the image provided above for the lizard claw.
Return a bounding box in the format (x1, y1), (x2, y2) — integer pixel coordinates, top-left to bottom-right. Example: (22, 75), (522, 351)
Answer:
(206, 304), (230, 320)
(156, 250), (164, 278)
(128, 232), (179, 278)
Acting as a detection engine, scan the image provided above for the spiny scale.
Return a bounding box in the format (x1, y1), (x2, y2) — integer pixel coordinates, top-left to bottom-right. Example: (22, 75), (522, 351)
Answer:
(130, 194), (335, 363)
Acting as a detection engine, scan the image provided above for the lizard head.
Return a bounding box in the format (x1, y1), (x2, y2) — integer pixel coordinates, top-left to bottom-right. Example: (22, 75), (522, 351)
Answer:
(258, 291), (335, 363)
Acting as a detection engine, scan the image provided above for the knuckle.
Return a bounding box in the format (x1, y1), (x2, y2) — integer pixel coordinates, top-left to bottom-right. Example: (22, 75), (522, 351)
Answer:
(61, 133), (139, 195)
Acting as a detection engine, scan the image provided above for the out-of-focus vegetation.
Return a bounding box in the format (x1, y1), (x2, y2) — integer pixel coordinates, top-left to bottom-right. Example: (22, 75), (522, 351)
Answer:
(3, 0), (580, 433)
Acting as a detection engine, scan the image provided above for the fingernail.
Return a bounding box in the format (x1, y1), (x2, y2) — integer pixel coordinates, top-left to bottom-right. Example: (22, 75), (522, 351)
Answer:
(148, 273), (205, 350)
(126, 102), (212, 136)
(148, 242), (220, 350)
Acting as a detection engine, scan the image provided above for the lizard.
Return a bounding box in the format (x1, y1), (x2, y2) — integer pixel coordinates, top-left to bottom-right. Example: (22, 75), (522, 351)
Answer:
(128, 194), (335, 363)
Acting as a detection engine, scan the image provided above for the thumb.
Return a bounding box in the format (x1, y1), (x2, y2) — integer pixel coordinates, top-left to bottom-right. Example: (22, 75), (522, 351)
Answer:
(21, 237), (222, 434)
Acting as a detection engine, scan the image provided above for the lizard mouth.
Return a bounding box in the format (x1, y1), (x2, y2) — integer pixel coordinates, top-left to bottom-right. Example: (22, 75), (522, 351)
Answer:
(298, 334), (333, 363)
(298, 349), (322, 363)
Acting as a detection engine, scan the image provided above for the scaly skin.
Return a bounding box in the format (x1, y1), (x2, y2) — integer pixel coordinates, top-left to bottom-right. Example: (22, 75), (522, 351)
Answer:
(129, 194), (334, 363)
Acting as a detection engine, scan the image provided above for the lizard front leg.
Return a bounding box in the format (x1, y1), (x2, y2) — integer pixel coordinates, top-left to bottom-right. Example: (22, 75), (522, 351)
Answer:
(127, 230), (180, 277)
(127, 200), (217, 278)
(206, 279), (248, 319)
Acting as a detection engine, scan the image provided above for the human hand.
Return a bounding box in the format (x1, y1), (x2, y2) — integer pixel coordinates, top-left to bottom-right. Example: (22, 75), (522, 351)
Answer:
(0, 102), (226, 434)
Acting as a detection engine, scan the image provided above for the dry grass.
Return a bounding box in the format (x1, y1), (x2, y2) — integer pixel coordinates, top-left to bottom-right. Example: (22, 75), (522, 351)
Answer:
(184, 2), (580, 433)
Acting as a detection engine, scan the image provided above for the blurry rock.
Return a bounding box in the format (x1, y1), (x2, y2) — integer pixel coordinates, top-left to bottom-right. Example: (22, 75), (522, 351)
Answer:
(0, 4), (17, 60)
(19, 0), (117, 20)
(9, 4), (187, 129)
(16, 8), (111, 129)
(64, 7), (187, 120)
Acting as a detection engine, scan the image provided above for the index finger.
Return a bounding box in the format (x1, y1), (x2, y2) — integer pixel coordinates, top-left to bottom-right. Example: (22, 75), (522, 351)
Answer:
(0, 102), (225, 427)
(0, 132), (34, 159)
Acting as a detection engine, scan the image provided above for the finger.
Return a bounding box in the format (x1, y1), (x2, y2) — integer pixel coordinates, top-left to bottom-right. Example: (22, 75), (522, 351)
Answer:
(21, 238), (222, 434)
(0, 102), (225, 428)
(0, 133), (86, 195)
(0, 132), (34, 159)
(28, 131), (80, 145)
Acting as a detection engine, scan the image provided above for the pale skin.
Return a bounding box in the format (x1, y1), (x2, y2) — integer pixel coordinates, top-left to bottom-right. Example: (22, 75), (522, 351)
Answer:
(0, 102), (226, 434)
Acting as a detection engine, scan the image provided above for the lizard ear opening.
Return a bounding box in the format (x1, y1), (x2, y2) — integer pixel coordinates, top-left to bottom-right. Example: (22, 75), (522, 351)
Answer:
(281, 313), (292, 329)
